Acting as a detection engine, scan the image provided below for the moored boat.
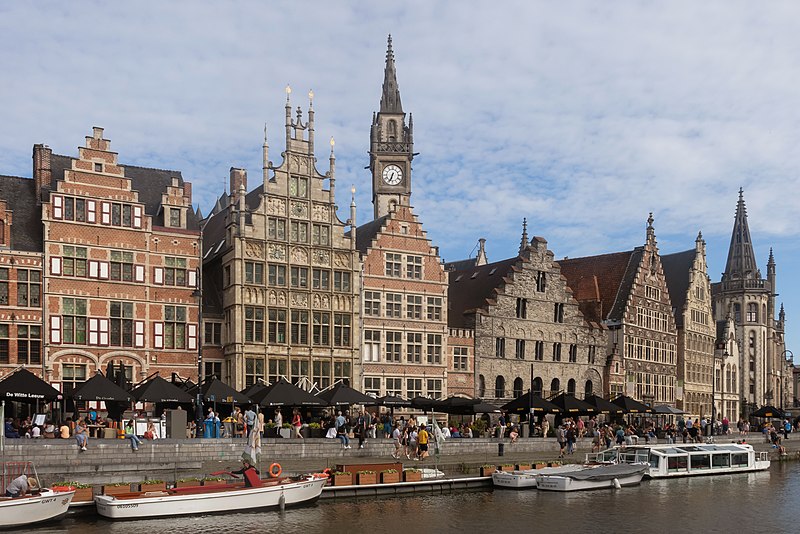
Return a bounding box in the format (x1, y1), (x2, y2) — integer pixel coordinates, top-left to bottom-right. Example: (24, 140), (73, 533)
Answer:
(535, 464), (649, 492)
(94, 474), (327, 520)
(0, 487), (76, 528)
(492, 465), (583, 489)
(585, 442), (770, 478)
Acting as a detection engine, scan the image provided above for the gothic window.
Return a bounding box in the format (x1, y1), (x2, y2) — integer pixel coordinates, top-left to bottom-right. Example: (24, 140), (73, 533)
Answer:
(513, 377), (524, 398)
(534, 341), (544, 361)
(515, 298), (527, 319)
(584, 380), (593, 397)
(553, 303), (564, 323)
(536, 271), (547, 292)
(569, 344), (577, 363)
(0, 220), (4, 245)
(290, 310), (309, 345)
(734, 303), (741, 323)
(532, 377), (543, 397)
(550, 378), (560, 396)
(495, 376), (505, 398)
(426, 297), (442, 321)
(364, 291), (381, 316)
(495, 337), (506, 358)
(567, 379), (576, 396)
(387, 119), (397, 141)
(515, 339), (525, 359)
(453, 346), (468, 370)
(552, 342), (562, 362)
(746, 303), (758, 322)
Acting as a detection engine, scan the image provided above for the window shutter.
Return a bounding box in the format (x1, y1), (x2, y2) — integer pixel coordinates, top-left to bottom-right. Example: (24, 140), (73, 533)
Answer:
(50, 257), (62, 276)
(88, 318), (99, 345)
(154, 267), (163, 285)
(52, 195), (63, 219)
(88, 260), (99, 279)
(133, 206), (143, 228)
(50, 316), (62, 344)
(154, 323), (163, 349)
(101, 202), (111, 225)
(87, 200), (97, 223)
(134, 321), (145, 348)
(99, 319), (109, 346)
(188, 270), (197, 288)
(99, 261), (109, 280)
(134, 265), (145, 283)
(188, 323), (197, 350)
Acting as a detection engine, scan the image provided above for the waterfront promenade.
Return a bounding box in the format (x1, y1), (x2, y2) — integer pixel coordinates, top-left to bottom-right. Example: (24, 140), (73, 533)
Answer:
(1, 432), (796, 485)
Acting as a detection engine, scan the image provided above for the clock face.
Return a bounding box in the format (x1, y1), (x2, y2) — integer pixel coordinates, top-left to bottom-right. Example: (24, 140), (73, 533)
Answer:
(382, 164), (403, 186)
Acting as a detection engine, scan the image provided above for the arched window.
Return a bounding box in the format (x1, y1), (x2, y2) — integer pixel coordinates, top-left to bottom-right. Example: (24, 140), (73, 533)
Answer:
(550, 378), (560, 396)
(747, 303), (758, 322)
(734, 303), (741, 323)
(478, 375), (486, 397)
(0, 220), (5, 245)
(567, 379), (576, 396)
(387, 120), (397, 141)
(513, 377), (524, 398)
(584, 380), (593, 397)
(495, 376), (506, 398)
(532, 377), (543, 397)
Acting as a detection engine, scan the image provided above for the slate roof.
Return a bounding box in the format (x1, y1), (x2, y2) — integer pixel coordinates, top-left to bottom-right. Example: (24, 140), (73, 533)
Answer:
(661, 249), (696, 327)
(444, 257), (479, 272)
(354, 215), (389, 255)
(447, 256), (520, 328)
(0, 175), (42, 252)
(557, 250), (637, 324)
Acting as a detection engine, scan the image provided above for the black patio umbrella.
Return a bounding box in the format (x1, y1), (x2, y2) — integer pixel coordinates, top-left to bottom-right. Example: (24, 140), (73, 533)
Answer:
(611, 395), (654, 413)
(439, 397), (503, 415)
(583, 394), (624, 414)
(410, 396), (444, 411)
(189, 377), (251, 405)
(71, 372), (133, 403)
(752, 405), (784, 418)
(549, 393), (597, 415)
(502, 392), (561, 414)
(131, 375), (194, 403)
(316, 382), (375, 406)
(653, 405), (686, 415)
(371, 395), (412, 407)
(240, 382), (268, 401)
(0, 368), (61, 402)
(251, 378), (325, 407)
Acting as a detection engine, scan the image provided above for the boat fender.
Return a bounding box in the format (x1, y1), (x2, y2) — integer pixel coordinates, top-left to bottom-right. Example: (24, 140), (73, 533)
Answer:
(613, 478), (621, 489)
(269, 463), (283, 478)
(279, 492), (286, 511)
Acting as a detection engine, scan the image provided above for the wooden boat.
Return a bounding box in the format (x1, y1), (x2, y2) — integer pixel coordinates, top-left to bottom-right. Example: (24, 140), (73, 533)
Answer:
(94, 474), (327, 520)
(492, 465), (583, 489)
(535, 463), (649, 492)
(585, 443), (770, 478)
(0, 487), (76, 528)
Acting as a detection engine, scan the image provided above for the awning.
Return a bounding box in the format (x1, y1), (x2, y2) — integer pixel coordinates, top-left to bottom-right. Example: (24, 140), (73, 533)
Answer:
(0, 368), (61, 402)
(502, 392), (561, 414)
(250, 378), (325, 407)
(71, 372), (133, 403)
(316, 382), (375, 406)
(131, 375), (194, 404)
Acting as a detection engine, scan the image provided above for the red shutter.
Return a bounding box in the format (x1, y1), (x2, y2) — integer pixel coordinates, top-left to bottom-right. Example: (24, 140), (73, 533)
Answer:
(188, 323), (197, 350)
(154, 323), (163, 349)
(87, 200), (97, 223)
(50, 257), (62, 276)
(50, 316), (62, 344)
(134, 265), (145, 283)
(52, 195), (63, 219)
(134, 321), (145, 348)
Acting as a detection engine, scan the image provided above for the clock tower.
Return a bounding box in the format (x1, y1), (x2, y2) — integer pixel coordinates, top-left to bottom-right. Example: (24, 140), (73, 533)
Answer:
(370, 35), (414, 219)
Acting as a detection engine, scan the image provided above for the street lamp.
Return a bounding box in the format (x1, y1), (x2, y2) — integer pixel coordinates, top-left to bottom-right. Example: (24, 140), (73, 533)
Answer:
(781, 349), (793, 413)
(711, 350), (728, 436)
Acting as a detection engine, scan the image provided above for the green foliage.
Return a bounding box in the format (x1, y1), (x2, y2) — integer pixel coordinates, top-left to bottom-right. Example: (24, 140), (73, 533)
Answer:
(331, 471), (351, 476)
(381, 469), (398, 474)
(308, 422), (322, 429)
(357, 470), (376, 475)
(142, 479), (164, 485)
(177, 477), (201, 483)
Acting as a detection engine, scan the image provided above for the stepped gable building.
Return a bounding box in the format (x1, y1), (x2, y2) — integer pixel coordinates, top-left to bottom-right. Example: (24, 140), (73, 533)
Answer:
(712, 189), (790, 416)
(355, 36), (450, 400)
(0, 174), (44, 378)
(448, 221), (607, 404)
(201, 91), (359, 390)
(558, 215), (677, 406)
(661, 233), (722, 419)
(34, 127), (201, 396)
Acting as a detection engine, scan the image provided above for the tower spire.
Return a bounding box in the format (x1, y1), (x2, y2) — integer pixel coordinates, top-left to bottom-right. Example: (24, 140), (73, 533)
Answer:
(519, 218), (529, 253)
(722, 188), (759, 281)
(380, 34), (403, 113)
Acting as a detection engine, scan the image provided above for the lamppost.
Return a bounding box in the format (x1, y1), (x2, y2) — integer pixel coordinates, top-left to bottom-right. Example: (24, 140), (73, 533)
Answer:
(711, 350), (728, 436)
(781, 349), (793, 413)
(192, 218), (208, 438)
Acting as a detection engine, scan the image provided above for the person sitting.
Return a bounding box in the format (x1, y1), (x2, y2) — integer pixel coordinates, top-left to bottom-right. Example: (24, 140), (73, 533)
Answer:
(43, 422), (56, 439)
(509, 425), (519, 443)
(144, 421), (158, 440)
(74, 420), (89, 451)
(59, 420), (71, 439)
(5, 475), (38, 497)
(30, 425), (41, 438)
(125, 419), (143, 451)
(4, 418), (20, 438)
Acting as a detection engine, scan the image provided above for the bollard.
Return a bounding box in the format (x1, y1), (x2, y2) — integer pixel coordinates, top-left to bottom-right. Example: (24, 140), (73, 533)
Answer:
(498, 442), (504, 456)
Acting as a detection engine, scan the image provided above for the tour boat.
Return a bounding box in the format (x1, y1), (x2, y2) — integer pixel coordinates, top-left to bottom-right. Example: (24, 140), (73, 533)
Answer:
(492, 465), (584, 489)
(535, 463), (649, 492)
(0, 487), (76, 528)
(585, 442), (770, 478)
(94, 474), (328, 520)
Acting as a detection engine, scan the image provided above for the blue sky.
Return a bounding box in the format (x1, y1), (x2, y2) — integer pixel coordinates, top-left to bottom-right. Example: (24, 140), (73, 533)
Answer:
(1, 2), (797, 359)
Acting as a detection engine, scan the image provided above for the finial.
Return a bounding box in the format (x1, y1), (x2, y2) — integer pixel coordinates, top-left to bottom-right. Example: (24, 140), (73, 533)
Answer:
(296, 106), (302, 122)
(387, 34), (393, 60)
(285, 84), (292, 101)
(696, 231), (703, 241)
(264, 123), (268, 143)
(308, 89), (314, 108)
(350, 185), (356, 206)
(738, 187), (744, 200)
(330, 136), (335, 156)
(647, 212), (654, 228)
(519, 217), (529, 253)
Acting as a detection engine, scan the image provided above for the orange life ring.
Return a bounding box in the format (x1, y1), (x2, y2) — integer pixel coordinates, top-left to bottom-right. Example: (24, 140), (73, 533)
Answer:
(269, 463), (282, 478)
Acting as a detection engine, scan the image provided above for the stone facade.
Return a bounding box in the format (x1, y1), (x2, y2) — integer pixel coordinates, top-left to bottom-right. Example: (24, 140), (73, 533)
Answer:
(201, 93), (360, 390)
(449, 229), (607, 404)
(448, 328), (475, 397)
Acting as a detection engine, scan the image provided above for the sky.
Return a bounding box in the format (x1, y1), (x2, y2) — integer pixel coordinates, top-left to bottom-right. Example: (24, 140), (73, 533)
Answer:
(0, 2), (797, 358)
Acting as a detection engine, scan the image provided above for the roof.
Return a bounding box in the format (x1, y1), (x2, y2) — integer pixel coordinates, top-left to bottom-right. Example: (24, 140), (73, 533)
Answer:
(447, 256), (520, 328)
(444, 257), (480, 272)
(354, 215), (389, 255)
(0, 175), (42, 252)
(557, 250), (636, 324)
(51, 155), (199, 230)
(661, 249), (696, 327)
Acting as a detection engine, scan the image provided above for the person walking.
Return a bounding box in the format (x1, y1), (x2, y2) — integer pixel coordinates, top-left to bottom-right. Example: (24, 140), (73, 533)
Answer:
(356, 411), (368, 449)
(391, 423), (402, 458)
(292, 409), (303, 439)
(542, 417), (550, 439)
(556, 425), (567, 458)
(335, 411), (350, 449)
(124, 419), (142, 451)
(274, 408), (283, 438)
(418, 424), (430, 460)
(244, 407), (257, 438)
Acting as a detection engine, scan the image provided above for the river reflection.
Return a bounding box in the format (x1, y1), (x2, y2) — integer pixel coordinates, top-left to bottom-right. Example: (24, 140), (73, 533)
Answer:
(28, 462), (799, 534)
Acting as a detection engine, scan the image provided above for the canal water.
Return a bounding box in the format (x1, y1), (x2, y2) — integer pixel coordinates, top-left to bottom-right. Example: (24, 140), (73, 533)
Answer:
(29, 462), (800, 534)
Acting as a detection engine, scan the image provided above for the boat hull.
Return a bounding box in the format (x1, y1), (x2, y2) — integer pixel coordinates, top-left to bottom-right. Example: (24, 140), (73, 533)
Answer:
(535, 465), (649, 492)
(492, 465), (583, 489)
(0, 488), (75, 528)
(95, 476), (327, 520)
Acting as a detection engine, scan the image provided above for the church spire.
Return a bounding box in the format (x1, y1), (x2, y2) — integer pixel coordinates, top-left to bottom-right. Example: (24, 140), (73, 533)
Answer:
(380, 34), (403, 113)
(519, 218), (529, 253)
(722, 188), (759, 281)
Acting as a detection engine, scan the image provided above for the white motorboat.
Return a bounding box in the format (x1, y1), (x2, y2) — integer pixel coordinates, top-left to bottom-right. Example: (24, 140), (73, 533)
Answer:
(535, 463), (649, 492)
(0, 487), (76, 528)
(492, 465), (584, 489)
(95, 474), (327, 520)
(585, 442), (770, 479)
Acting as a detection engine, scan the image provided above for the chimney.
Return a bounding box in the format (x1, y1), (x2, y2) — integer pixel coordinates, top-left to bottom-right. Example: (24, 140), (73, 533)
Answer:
(32, 144), (52, 205)
(183, 181), (192, 202)
(230, 168), (247, 203)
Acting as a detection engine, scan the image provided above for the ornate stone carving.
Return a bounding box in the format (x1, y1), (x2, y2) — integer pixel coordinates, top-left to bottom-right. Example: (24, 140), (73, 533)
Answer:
(245, 241), (264, 258)
(268, 244), (286, 261)
(267, 198), (286, 215)
(290, 246), (309, 264)
(277, 291), (287, 306)
(313, 294), (330, 309)
(312, 250), (330, 266)
(290, 201), (308, 218)
(290, 292), (308, 307)
(312, 203), (330, 222)
(334, 252), (350, 268)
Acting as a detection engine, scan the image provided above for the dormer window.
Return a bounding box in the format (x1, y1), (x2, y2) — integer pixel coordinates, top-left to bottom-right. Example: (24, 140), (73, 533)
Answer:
(94, 162), (103, 172)
(170, 208), (181, 228)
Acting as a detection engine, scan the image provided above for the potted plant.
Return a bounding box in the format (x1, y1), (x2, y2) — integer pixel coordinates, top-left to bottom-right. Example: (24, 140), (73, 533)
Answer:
(52, 481), (94, 502)
(139, 479), (166, 492)
(102, 482), (132, 496)
(403, 468), (423, 482)
(202, 476), (227, 486)
(500, 463), (514, 472)
(307, 422), (323, 438)
(480, 464), (497, 477)
(280, 422), (292, 439)
(548, 460), (562, 467)
(331, 471), (352, 486)
(263, 422), (278, 438)
(176, 477), (202, 488)
(356, 470), (377, 485)
(516, 463), (532, 471)
(535, 462), (547, 469)
(380, 469), (400, 484)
